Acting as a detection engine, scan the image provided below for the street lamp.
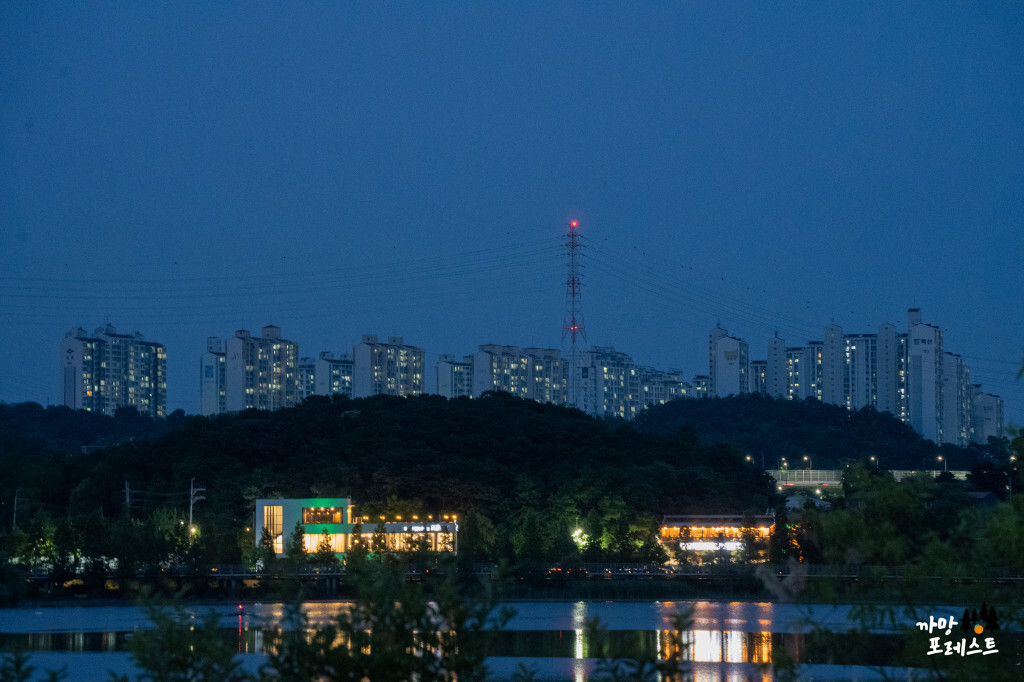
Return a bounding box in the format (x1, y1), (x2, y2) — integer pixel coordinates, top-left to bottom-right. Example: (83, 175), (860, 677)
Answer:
(937, 456), (947, 473)
(803, 455), (812, 470)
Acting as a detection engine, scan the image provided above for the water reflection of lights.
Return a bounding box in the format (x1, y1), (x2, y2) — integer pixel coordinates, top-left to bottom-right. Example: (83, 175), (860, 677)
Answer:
(669, 630), (772, 664)
(573, 601), (587, 682)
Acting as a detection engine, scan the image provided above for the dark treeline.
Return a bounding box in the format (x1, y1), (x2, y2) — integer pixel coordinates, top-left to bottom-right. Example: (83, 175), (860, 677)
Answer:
(0, 393), (773, 581)
(1, 392), (1017, 603)
(636, 393), (1008, 470)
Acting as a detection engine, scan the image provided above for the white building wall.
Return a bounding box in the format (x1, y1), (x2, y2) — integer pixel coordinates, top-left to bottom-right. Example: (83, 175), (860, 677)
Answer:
(907, 319), (943, 443)
(843, 334), (877, 411)
(821, 324), (844, 406)
(785, 346), (814, 400)
(353, 335), (424, 398)
(522, 348), (565, 405)
(941, 353), (971, 447)
(971, 388), (1004, 444)
(199, 337), (225, 416)
(315, 352), (354, 398)
(61, 325), (166, 417)
(766, 334), (787, 398)
(436, 354), (473, 399)
(876, 323), (900, 417)
(711, 335), (748, 398)
(708, 325), (729, 398)
(224, 326), (299, 412)
(749, 360), (767, 395)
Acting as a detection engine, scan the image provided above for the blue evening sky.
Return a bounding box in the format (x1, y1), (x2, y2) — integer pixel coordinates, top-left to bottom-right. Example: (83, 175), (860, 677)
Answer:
(2, 3), (1022, 426)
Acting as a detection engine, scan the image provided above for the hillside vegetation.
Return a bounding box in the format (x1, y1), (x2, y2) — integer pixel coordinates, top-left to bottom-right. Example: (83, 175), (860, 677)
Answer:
(0, 394), (771, 569)
(636, 393), (1005, 470)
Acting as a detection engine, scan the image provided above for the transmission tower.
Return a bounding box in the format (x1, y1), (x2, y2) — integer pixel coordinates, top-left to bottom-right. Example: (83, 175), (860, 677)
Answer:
(562, 219), (586, 409)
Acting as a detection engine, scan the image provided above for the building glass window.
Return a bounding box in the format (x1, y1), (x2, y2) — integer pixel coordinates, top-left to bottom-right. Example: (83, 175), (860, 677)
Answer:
(303, 507), (343, 524)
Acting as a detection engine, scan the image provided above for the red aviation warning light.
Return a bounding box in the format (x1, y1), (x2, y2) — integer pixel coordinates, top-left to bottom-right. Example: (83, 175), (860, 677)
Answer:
(569, 220), (578, 229)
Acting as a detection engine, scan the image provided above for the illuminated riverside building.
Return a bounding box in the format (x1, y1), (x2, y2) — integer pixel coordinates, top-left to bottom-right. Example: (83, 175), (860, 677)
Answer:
(60, 325), (167, 417)
(353, 335), (424, 398)
(253, 497), (457, 557)
(659, 514), (773, 557)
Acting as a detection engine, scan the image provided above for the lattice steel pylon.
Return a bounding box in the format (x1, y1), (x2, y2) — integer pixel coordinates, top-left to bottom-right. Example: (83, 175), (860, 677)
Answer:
(562, 219), (586, 409)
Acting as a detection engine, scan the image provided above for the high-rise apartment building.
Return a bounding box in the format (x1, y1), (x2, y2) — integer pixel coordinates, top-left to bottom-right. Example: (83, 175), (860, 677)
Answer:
(941, 353), (972, 447)
(588, 347), (642, 420)
(689, 375), (710, 398)
(315, 352), (354, 399)
(749, 360), (767, 395)
(843, 333), (877, 411)
(211, 325), (300, 412)
(472, 344), (532, 399)
(467, 345), (565, 404)
(576, 347), (687, 419)
(61, 325), (167, 418)
(436, 354), (474, 399)
(708, 326), (748, 398)
(297, 358), (317, 402)
(785, 345), (818, 401)
(970, 387), (1004, 444)
(875, 323), (902, 418)
(906, 309), (944, 443)
(352, 335), (424, 398)
(199, 337), (226, 416)
(522, 348), (566, 405)
(638, 367), (689, 409)
(765, 334), (787, 398)
(820, 324), (844, 406)
(729, 309), (996, 446)
(446, 343), (680, 420)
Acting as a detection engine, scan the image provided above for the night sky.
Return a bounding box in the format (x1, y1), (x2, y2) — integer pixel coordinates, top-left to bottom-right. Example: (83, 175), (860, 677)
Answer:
(2, 3), (1022, 426)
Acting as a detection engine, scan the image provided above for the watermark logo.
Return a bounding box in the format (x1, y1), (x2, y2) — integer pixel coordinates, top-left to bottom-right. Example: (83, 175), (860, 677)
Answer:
(916, 603), (1000, 657)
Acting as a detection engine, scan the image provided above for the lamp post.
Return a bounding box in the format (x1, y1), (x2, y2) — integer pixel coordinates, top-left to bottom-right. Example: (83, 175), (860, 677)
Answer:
(803, 455), (812, 470)
(937, 456), (947, 473)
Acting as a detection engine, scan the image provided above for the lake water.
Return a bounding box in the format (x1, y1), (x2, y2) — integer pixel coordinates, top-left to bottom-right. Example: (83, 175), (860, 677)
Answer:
(0, 600), (1005, 680)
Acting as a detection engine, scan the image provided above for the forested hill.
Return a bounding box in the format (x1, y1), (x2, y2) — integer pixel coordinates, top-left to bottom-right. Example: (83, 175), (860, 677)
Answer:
(1, 393), (773, 563)
(635, 394), (994, 470)
(0, 401), (182, 454)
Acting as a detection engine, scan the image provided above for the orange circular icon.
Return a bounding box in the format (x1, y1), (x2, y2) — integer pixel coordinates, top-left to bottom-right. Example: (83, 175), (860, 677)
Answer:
(974, 624), (984, 635)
